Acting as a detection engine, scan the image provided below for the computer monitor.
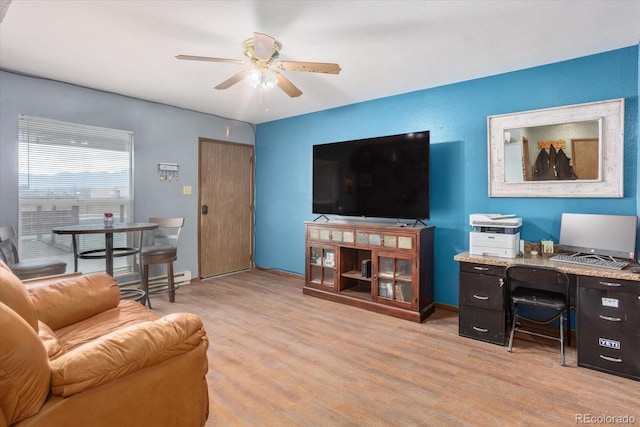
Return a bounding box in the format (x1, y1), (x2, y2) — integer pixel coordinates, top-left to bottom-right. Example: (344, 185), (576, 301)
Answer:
(557, 213), (638, 260)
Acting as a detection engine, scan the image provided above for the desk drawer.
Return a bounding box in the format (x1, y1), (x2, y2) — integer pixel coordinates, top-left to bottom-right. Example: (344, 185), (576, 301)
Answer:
(459, 305), (505, 345)
(460, 262), (505, 277)
(460, 272), (505, 310)
(579, 286), (640, 333)
(579, 275), (640, 292)
(578, 329), (639, 381)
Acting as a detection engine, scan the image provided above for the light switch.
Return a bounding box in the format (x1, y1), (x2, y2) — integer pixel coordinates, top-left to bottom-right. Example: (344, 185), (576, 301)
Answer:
(183, 186), (192, 195)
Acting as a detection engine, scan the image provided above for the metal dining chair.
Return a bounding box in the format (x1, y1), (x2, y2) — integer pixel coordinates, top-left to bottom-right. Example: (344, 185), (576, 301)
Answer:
(140, 217), (184, 308)
(506, 264), (570, 366)
(0, 225), (67, 280)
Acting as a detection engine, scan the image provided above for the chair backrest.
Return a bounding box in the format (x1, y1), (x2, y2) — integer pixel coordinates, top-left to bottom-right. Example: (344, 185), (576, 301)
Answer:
(146, 217), (184, 248)
(0, 225), (20, 264)
(505, 264), (570, 297)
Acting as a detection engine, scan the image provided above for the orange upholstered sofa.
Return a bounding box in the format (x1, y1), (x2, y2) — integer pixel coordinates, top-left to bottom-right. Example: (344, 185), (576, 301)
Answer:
(0, 261), (209, 427)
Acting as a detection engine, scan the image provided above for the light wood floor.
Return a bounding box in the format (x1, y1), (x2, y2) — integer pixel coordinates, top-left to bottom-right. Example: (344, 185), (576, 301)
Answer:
(149, 269), (639, 426)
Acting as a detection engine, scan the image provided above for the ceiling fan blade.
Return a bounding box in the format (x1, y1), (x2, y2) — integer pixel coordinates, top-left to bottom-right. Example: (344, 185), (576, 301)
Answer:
(276, 61), (341, 74)
(176, 55), (247, 65)
(215, 70), (249, 90)
(274, 71), (302, 98)
(253, 32), (276, 61)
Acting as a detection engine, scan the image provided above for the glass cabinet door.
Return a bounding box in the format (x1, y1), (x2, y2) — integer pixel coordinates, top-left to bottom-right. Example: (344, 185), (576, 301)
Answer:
(308, 246), (336, 288)
(376, 255), (414, 304)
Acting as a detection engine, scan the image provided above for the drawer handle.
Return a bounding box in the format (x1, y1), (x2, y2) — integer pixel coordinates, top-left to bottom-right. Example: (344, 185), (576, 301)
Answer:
(598, 315), (622, 322)
(598, 281), (621, 287)
(472, 326), (488, 333)
(473, 294), (489, 300)
(473, 267), (489, 271)
(599, 355), (623, 363)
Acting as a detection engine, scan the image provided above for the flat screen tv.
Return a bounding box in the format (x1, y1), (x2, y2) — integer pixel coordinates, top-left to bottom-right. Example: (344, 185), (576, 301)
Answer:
(313, 131), (429, 220)
(557, 213), (638, 260)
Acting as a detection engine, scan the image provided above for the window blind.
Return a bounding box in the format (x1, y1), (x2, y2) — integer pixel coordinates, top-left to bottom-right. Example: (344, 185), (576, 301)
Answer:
(17, 115), (134, 274)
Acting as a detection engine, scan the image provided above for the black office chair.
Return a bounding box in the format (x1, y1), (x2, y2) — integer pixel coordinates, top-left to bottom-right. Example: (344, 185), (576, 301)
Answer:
(0, 225), (67, 280)
(506, 265), (570, 366)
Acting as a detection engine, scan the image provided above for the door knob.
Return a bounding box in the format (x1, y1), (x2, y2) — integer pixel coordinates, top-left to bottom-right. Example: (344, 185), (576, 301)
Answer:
(202, 205), (208, 215)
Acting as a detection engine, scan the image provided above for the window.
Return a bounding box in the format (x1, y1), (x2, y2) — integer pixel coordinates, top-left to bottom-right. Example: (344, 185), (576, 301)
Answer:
(18, 115), (134, 275)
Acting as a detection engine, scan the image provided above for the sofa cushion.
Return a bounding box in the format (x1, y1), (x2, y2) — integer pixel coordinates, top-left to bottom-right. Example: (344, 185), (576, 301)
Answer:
(0, 261), (38, 331)
(0, 302), (51, 425)
(55, 300), (159, 352)
(50, 312), (207, 397)
(38, 321), (66, 360)
(29, 272), (121, 330)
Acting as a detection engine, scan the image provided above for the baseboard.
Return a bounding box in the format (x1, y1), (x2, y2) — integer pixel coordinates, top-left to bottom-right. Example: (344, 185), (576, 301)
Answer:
(435, 302), (458, 313)
(119, 270), (192, 289)
(255, 266), (305, 279)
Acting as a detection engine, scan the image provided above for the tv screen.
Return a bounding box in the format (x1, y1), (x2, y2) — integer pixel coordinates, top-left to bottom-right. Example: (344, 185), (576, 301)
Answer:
(313, 131), (430, 220)
(558, 213), (638, 260)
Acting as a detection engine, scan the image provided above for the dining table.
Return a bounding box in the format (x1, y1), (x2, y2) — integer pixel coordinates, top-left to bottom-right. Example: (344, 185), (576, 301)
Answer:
(52, 222), (158, 276)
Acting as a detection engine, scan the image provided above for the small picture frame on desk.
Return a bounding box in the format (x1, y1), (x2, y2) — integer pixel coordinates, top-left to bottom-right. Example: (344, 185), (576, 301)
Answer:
(541, 240), (554, 254)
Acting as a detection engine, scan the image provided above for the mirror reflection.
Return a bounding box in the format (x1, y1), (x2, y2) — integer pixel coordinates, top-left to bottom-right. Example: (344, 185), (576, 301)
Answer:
(503, 119), (600, 182)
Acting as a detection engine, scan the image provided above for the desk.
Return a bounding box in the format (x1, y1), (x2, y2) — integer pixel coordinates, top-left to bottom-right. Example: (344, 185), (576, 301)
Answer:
(454, 252), (640, 381)
(454, 251), (640, 282)
(53, 223), (158, 276)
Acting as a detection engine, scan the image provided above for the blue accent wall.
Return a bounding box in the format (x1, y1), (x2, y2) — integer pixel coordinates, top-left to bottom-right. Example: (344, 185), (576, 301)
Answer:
(254, 46), (639, 307)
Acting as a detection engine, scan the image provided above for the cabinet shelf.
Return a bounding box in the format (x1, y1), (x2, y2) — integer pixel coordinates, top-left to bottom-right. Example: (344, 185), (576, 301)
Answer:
(341, 282), (373, 301)
(309, 264), (336, 270)
(309, 278), (334, 285)
(378, 273), (412, 281)
(342, 270), (372, 282)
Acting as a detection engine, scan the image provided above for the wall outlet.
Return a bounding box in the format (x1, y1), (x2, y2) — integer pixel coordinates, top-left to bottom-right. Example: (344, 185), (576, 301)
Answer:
(183, 186), (192, 195)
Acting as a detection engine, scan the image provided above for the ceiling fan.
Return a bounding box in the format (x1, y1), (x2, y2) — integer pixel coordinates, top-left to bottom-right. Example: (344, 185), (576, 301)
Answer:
(176, 32), (341, 98)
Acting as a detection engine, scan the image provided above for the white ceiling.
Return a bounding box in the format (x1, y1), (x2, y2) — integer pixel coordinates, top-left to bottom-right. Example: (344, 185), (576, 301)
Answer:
(1, 0), (639, 125)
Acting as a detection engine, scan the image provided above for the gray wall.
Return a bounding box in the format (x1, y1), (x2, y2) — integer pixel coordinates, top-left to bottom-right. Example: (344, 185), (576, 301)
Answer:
(0, 70), (255, 278)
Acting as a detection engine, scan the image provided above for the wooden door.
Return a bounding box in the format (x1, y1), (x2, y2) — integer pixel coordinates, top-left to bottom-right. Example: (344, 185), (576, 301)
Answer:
(198, 138), (254, 278)
(571, 138), (599, 179)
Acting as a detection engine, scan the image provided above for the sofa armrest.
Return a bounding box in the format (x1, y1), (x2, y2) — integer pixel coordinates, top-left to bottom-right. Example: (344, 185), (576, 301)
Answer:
(50, 313), (208, 397)
(23, 272), (82, 289)
(28, 273), (121, 330)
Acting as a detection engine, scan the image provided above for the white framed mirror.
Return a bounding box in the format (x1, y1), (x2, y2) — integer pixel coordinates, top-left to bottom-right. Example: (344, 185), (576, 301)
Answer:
(488, 98), (624, 197)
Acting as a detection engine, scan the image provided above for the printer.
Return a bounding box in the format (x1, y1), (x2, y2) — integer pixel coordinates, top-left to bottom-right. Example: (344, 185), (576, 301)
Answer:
(469, 214), (522, 258)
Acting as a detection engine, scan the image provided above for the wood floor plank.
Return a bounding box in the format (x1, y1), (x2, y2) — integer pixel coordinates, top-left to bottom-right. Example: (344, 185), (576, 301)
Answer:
(148, 269), (639, 426)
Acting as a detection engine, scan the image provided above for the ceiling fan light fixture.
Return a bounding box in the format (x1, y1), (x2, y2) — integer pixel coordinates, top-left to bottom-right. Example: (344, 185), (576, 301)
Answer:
(246, 67), (277, 90)
(260, 70), (277, 89)
(246, 68), (263, 87)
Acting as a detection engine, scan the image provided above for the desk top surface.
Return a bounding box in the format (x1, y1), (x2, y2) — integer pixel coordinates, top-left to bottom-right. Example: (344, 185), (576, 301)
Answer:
(52, 222), (158, 234)
(454, 251), (640, 282)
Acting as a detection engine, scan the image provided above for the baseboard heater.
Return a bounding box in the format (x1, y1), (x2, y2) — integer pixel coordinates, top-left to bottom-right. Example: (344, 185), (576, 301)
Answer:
(118, 270), (192, 291)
